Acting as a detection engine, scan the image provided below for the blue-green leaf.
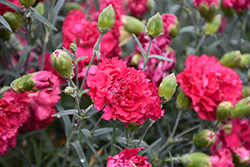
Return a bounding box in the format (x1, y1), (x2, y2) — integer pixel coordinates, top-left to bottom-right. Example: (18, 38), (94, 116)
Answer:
(0, 16), (12, 31)
(63, 47), (74, 60)
(16, 45), (32, 74)
(138, 138), (162, 155)
(52, 109), (80, 117)
(71, 142), (89, 167)
(132, 33), (146, 57)
(95, 51), (101, 60)
(77, 56), (88, 62)
(148, 55), (174, 62)
(50, 0), (65, 25)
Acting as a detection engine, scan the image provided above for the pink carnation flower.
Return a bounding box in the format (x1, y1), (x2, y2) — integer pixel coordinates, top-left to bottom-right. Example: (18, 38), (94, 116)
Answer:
(177, 55), (242, 121)
(24, 72), (61, 131)
(0, 90), (30, 155)
(32, 71), (54, 90)
(86, 58), (163, 127)
(0, 0), (21, 15)
(223, 0), (250, 12)
(194, 0), (219, 7)
(127, 0), (148, 18)
(209, 148), (234, 167)
(161, 13), (178, 35)
(106, 147), (152, 167)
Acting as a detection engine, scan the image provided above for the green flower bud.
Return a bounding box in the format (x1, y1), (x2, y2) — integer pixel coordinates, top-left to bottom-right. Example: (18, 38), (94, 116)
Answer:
(128, 122), (142, 131)
(147, 0), (156, 11)
(64, 86), (75, 95)
(197, 3), (219, 21)
(11, 73), (36, 93)
(97, 4), (115, 34)
(181, 152), (211, 167)
(70, 42), (77, 53)
(0, 86), (10, 99)
(204, 14), (221, 35)
(65, 2), (81, 12)
(193, 129), (216, 148)
(0, 29), (11, 41)
(158, 73), (177, 100)
(146, 12), (164, 38)
(3, 12), (22, 31)
(19, 0), (35, 7)
(239, 54), (250, 69)
(176, 88), (191, 109)
(122, 15), (144, 36)
(220, 50), (241, 68)
(131, 53), (142, 66)
(242, 86), (250, 98)
(34, 2), (44, 16)
(50, 49), (73, 78)
(232, 148), (250, 167)
(216, 101), (234, 122)
(169, 17), (180, 38)
(232, 96), (250, 118)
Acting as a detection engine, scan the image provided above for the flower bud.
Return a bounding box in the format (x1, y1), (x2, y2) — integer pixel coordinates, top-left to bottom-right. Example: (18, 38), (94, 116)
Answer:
(219, 50), (241, 68)
(239, 54), (250, 69)
(232, 96), (250, 118)
(19, 0), (35, 7)
(216, 101), (234, 122)
(65, 2), (81, 12)
(181, 152), (211, 167)
(158, 73), (177, 100)
(146, 12), (164, 38)
(122, 15), (144, 36)
(64, 86), (75, 95)
(50, 49), (73, 78)
(131, 53), (142, 66)
(232, 148), (250, 167)
(162, 14), (180, 38)
(10, 71), (53, 93)
(70, 42), (77, 53)
(204, 14), (221, 35)
(128, 122), (142, 131)
(97, 4), (115, 34)
(242, 86), (250, 98)
(147, 0), (156, 11)
(176, 88), (191, 109)
(3, 12), (22, 31)
(193, 129), (216, 148)
(196, 2), (219, 21)
(0, 28), (11, 41)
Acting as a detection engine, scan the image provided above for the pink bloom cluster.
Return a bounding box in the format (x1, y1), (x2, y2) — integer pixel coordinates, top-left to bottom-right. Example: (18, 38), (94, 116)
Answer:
(223, 0), (250, 12)
(194, 0), (219, 7)
(161, 13), (178, 35)
(87, 58), (163, 126)
(0, 90), (30, 155)
(0, 0), (21, 15)
(126, 0), (148, 18)
(32, 71), (54, 90)
(177, 55), (242, 121)
(106, 147), (152, 167)
(209, 148), (235, 167)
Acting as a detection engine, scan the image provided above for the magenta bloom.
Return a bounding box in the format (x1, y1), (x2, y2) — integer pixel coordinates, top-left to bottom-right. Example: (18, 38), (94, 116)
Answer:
(32, 71), (54, 90)
(194, 0), (219, 7)
(0, 0), (21, 15)
(0, 90), (30, 155)
(177, 55), (242, 121)
(161, 13), (179, 37)
(127, 0), (148, 18)
(87, 58), (163, 127)
(210, 148), (234, 167)
(223, 0), (250, 12)
(106, 147), (152, 167)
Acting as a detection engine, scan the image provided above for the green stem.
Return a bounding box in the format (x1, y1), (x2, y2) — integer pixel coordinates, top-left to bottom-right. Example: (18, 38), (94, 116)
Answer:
(137, 120), (154, 147)
(171, 110), (182, 138)
(143, 37), (153, 72)
(194, 35), (206, 55)
(23, 17), (32, 74)
(40, 31), (49, 70)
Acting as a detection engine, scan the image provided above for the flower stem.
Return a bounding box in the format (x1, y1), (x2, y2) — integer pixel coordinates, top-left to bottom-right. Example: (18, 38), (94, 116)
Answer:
(194, 35), (206, 55)
(137, 120), (154, 147)
(143, 37), (153, 72)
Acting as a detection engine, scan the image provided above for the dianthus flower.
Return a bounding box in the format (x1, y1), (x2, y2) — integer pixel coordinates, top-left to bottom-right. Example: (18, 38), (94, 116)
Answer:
(223, 0), (250, 12)
(106, 147), (152, 167)
(0, 90), (30, 155)
(194, 0), (219, 7)
(126, 0), (148, 18)
(177, 55), (242, 121)
(161, 13), (179, 36)
(0, 0), (21, 15)
(86, 58), (163, 126)
(209, 148), (234, 167)
(24, 72), (61, 131)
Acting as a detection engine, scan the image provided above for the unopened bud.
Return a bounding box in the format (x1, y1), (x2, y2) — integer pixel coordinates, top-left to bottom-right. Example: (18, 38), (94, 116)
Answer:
(70, 42), (77, 53)
(193, 129), (216, 148)
(128, 122), (142, 131)
(131, 53), (142, 66)
(181, 152), (211, 167)
(197, 3), (219, 21)
(11, 71), (53, 93)
(64, 86), (75, 95)
(216, 101), (234, 122)
(220, 50), (241, 68)
(239, 54), (250, 69)
(232, 148), (250, 167)
(146, 12), (164, 38)
(204, 14), (221, 35)
(242, 86), (250, 98)
(232, 96), (250, 118)
(0, 29), (11, 41)
(3, 12), (22, 31)
(65, 2), (81, 12)
(158, 73), (177, 100)
(176, 88), (191, 109)
(162, 14), (180, 38)
(19, 0), (35, 7)
(97, 4), (115, 34)
(147, 0), (156, 11)
(50, 49), (73, 78)
(122, 15), (144, 36)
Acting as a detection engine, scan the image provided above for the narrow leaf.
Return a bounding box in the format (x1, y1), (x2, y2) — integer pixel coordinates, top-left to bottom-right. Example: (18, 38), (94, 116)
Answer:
(111, 123), (116, 156)
(180, 26), (196, 34)
(0, 16), (12, 31)
(71, 142), (89, 167)
(77, 56), (88, 62)
(30, 7), (57, 31)
(95, 51), (101, 60)
(93, 128), (114, 137)
(62, 115), (71, 139)
(52, 109), (80, 117)
(0, 39), (14, 69)
(148, 55), (174, 62)
(16, 45), (32, 73)
(63, 47), (74, 60)
(67, 157), (82, 167)
(50, 0), (65, 25)
(138, 138), (162, 155)
(79, 129), (104, 167)
(132, 33), (146, 57)
(0, 0), (21, 13)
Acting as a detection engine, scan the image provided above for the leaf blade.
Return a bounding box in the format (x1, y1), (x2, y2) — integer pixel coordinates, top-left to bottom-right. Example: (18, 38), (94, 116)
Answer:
(148, 54), (174, 62)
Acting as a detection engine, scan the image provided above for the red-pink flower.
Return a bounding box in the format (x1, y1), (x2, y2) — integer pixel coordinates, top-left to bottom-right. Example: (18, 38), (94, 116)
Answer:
(87, 58), (163, 126)
(194, 0), (219, 7)
(209, 148), (234, 167)
(219, 17), (227, 33)
(126, 0), (148, 18)
(32, 71), (54, 90)
(0, 0), (21, 15)
(232, 147), (250, 164)
(24, 72), (61, 131)
(177, 55), (243, 121)
(106, 147), (152, 167)
(223, 0), (250, 12)
(0, 90), (30, 155)
(161, 13), (179, 36)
